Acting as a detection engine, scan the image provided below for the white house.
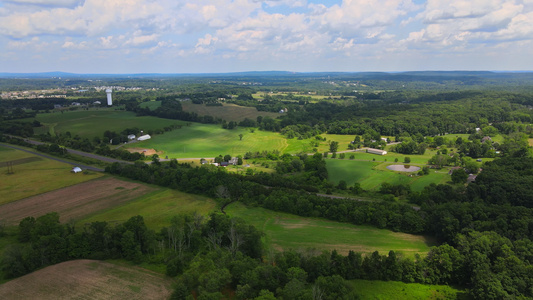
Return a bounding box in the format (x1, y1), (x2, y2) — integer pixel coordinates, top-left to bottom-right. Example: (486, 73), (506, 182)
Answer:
(367, 148), (387, 155)
(137, 134), (151, 141)
(71, 166), (82, 173)
(127, 134), (136, 140)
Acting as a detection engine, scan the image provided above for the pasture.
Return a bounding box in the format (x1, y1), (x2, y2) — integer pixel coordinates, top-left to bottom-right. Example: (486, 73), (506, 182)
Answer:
(77, 188), (216, 229)
(0, 147), (103, 205)
(34, 109), (181, 138)
(0, 260), (173, 300)
(326, 159), (450, 191)
(350, 280), (465, 300)
(0, 177), (155, 226)
(181, 101), (279, 122)
(226, 202), (433, 257)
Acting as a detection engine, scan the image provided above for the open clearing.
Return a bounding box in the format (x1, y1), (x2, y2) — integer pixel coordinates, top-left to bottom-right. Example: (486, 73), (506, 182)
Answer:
(77, 188), (216, 229)
(226, 202), (433, 257)
(0, 260), (174, 300)
(181, 101), (279, 122)
(0, 147), (103, 205)
(326, 159), (450, 191)
(0, 177), (155, 226)
(350, 280), (465, 300)
(33, 109), (182, 139)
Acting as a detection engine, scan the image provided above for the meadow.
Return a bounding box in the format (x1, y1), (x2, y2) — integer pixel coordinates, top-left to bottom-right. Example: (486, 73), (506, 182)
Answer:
(226, 202), (433, 257)
(326, 159), (450, 191)
(77, 187), (216, 229)
(0, 147), (103, 205)
(33, 109), (182, 138)
(180, 101), (279, 122)
(349, 280), (466, 300)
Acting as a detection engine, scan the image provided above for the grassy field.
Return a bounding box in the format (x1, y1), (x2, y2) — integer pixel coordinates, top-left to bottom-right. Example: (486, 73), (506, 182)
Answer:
(0, 260), (174, 300)
(350, 280), (466, 300)
(33, 109), (182, 138)
(226, 202), (433, 257)
(77, 188), (216, 229)
(326, 159), (450, 192)
(0, 147), (103, 205)
(181, 101), (279, 122)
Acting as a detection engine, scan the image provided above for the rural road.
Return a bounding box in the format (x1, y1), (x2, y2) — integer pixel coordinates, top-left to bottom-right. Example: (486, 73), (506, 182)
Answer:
(0, 143), (105, 172)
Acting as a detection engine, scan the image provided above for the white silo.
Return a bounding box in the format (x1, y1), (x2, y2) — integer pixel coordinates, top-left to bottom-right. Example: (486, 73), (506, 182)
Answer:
(106, 88), (113, 106)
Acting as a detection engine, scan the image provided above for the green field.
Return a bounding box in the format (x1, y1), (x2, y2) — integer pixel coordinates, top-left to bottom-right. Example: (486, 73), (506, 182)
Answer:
(76, 188), (216, 229)
(34, 109), (182, 138)
(326, 159), (450, 191)
(350, 280), (466, 300)
(226, 202), (433, 257)
(0, 147), (103, 205)
(181, 101), (279, 122)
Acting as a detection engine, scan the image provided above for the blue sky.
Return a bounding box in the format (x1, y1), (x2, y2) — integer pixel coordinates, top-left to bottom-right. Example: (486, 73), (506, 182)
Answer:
(0, 0), (532, 73)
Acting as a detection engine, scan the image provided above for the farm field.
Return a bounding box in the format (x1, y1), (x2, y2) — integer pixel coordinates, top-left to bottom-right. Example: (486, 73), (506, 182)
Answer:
(0, 177), (155, 226)
(77, 188), (216, 229)
(181, 101), (279, 122)
(226, 202), (433, 257)
(0, 260), (174, 300)
(33, 109), (182, 138)
(0, 147), (103, 205)
(349, 280), (465, 300)
(326, 159), (450, 191)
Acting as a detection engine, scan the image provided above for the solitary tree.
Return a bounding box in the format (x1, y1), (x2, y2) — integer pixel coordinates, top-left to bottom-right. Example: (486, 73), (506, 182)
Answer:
(329, 141), (339, 153)
(239, 133), (243, 141)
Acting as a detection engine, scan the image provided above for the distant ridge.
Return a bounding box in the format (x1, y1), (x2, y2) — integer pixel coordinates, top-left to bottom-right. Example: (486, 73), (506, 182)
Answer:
(0, 70), (532, 79)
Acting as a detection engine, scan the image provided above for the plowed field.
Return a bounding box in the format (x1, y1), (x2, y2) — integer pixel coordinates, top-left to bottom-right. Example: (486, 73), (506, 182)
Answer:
(0, 260), (174, 300)
(0, 177), (155, 225)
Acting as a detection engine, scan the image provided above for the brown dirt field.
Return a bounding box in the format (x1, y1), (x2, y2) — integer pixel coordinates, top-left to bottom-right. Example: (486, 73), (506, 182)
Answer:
(126, 147), (162, 156)
(0, 177), (155, 226)
(0, 260), (174, 300)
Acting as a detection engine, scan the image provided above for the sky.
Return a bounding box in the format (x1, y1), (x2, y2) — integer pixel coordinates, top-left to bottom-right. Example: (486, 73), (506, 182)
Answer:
(0, 0), (532, 74)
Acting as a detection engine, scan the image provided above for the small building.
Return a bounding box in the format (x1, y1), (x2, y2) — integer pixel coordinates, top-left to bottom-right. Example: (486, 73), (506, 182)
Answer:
(367, 148), (387, 155)
(481, 136), (492, 143)
(228, 157), (239, 165)
(54, 104), (62, 109)
(127, 134), (136, 140)
(220, 162), (229, 167)
(71, 102), (81, 106)
(93, 101), (101, 105)
(71, 166), (82, 173)
(137, 134), (151, 141)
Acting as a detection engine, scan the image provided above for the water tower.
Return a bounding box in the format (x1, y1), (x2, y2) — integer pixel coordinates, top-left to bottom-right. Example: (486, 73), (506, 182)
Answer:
(106, 88), (112, 106)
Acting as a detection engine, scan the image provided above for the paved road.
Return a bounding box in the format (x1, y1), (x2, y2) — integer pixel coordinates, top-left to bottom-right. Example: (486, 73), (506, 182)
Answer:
(0, 143), (105, 172)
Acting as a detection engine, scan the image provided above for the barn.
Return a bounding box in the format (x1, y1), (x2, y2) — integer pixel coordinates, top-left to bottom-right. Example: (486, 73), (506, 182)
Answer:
(71, 167), (82, 173)
(137, 134), (151, 141)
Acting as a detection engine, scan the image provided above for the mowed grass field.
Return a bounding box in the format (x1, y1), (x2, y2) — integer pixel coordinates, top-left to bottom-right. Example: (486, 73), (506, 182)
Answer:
(0, 260), (174, 300)
(77, 188), (216, 229)
(326, 159), (450, 191)
(226, 202), (433, 257)
(0, 147), (103, 205)
(34, 109), (182, 138)
(350, 280), (466, 300)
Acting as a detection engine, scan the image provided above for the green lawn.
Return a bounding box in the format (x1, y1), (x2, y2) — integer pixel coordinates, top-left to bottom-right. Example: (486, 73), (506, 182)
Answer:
(226, 202), (433, 257)
(326, 159), (450, 192)
(350, 280), (466, 300)
(34, 109), (182, 139)
(76, 188), (216, 229)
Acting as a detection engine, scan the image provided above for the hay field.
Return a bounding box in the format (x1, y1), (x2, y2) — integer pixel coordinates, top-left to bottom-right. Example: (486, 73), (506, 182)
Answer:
(0, 260), (173, 300)
(34, 109), (182, 138)
(350, 280), (465, 300)
(226, 203), (433, 257)
(181, 101), (279, 122)
(77, 188), (216, 229)
(0, 177), (155, 226)
(0, 147), (103, 205)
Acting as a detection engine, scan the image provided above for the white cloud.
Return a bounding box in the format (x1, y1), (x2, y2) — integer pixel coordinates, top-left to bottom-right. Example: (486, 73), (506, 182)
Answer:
(3, 0), (84, 7)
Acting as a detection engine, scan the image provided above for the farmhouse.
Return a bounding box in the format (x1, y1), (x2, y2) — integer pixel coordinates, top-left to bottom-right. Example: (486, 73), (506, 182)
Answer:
(367, 148), (387, 155)
(127, 134), (136, 140)
(229, 157), (239, 165)
(137, 134), (151, 141)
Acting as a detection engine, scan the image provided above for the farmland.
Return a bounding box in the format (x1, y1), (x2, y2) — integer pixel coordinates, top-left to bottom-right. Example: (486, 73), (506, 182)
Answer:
(226, 202), (433, 257)
(180, 101), (279, 122)
(349, 280), (465, 300)
(33, 109), (182, 138)
(0, 177), (155, 226)
(326, 159), (451, 191)
(77, 188), (216, 229)
(0, 147), (103, 205)
(0, 260), (174, 300)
